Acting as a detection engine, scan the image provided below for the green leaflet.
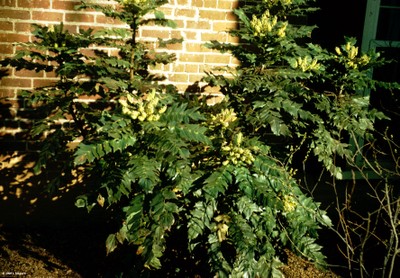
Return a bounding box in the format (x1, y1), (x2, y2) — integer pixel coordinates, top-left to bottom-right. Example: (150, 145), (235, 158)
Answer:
(105, 234), (118, 255)
(74, 135), (137, 165)
(203, 167), (233, 198)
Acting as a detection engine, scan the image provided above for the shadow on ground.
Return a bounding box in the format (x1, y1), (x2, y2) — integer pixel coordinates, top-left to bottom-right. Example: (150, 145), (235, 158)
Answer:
(0, 151), (135, 277)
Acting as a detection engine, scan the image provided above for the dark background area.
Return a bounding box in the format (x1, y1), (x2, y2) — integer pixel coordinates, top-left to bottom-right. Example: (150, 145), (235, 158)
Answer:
(310, 0), (367, 49)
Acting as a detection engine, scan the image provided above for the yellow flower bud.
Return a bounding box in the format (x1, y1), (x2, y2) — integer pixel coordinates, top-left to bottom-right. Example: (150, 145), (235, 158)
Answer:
(147, 115), (156, 122)
(145, 106), (154, 115)
(158, 106), (167, 114)
(122, 106), (130, 115)
(130, 111), (140, 120)
(119, 99), (128, 107)
(283, 195), (297, 212)
(348, 46), (358, 59)
(127, 94), (135, 104)
(236, 132), (243, 145)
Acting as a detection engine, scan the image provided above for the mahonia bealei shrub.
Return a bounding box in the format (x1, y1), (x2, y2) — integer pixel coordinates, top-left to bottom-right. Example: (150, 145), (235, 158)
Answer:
(4, 0), (398, 277)
(1, 0), (333, 276)
(205, 0), (397, 180)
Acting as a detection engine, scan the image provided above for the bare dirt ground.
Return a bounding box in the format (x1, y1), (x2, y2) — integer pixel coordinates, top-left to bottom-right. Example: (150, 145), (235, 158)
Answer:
(0, 227), (340, 278)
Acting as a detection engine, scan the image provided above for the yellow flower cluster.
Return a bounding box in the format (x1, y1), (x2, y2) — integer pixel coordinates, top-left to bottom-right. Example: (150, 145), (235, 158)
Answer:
(291, 56), (320, 72)
(119, 90), (167, 122)
(335, 42), (371, 69)
(282, 194), (297, 212)
(122, 0), (148, 5)
(221, 133), (255, 166)
(210, 108), (237, 128)
(215, 214), (230, 242)
(250, 10), (287, 38)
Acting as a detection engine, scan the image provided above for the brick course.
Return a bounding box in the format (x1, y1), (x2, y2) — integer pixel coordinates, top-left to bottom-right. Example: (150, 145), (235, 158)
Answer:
(0, 0), (239, 151)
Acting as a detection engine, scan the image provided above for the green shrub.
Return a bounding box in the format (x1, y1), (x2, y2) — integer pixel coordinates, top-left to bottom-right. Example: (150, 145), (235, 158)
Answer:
(2, 0), (396, 276)
(205, 0), (396, 180)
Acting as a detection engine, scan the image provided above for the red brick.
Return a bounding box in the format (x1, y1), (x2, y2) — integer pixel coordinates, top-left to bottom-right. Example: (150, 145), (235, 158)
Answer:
(33, 78), (57, 88)
(201, 32), (228, 42)
(141, 29), (170, 39)
(14, 69), (44, 78)
(175, 83), (189, 92)
(18, 0), (50, 9)
(169, 73), (189, 83)
(0, 9), (31, 20)
(189, 73), (205, 83)
(186, 20), (211, 30)
(63, 24), (79, 33)
(199, 10), (225, 20)
(186, 43), (206, 52)
(173, 19), (185, 29)
(165, 41), (182, 50)
(52, 1), (81, 10)
(0, 0), (16, 7)
(0, 88), (15, 98)
(0, 33), (30, 43)
(0, 21), (13, 32)
(231, 0), (240, 9)
(227, 35), (240, 43)
(193, 0), (218, 8)
(14, 22), (34, 33)
(158, 7), (173, 17)
(45, 71), (57, 78)
(78, 25), (103, 33)
(150, 63), (164, 71)
(185, 64), (199, 73)
(230, 56), (240, 65)
(204, 54), (231, 64)
(0, 77), (32, 88)
(179, 53), (204, 63)
(176, 8), (196, 18)
(182, 31), (198, 40)
(65, 13), (95, 23)
(199, 64), (213, 72)
(206, 94), (225, 105)
(0, 44), (13, 55)
(32, 11), (64, 22)
(217, 0), (236, 10)
(213, 21), (238, 32)
(176, 0), (189, 5)
(226, 11), (238, 21)
(95, 14), (128, 26)
(170, 30), (182, 39)
(96, 14), (124, 25)
(171, 64), (185, 72)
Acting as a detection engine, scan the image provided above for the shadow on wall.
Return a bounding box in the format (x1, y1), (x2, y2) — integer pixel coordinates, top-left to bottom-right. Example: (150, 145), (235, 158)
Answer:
(0, 69), (90, 229)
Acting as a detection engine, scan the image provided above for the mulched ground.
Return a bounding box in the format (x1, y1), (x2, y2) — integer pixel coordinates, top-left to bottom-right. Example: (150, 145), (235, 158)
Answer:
(0, 224), (341, 278)
(0, 153), (341, 277)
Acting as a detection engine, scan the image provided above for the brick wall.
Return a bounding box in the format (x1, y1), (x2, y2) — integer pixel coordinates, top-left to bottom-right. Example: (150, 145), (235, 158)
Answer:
(0, 0), (240, 153)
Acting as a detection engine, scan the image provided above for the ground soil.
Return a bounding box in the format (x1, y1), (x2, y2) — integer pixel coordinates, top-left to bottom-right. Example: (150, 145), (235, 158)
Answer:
(0, 154), (341, 277)
(0, 224), (341, 278)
